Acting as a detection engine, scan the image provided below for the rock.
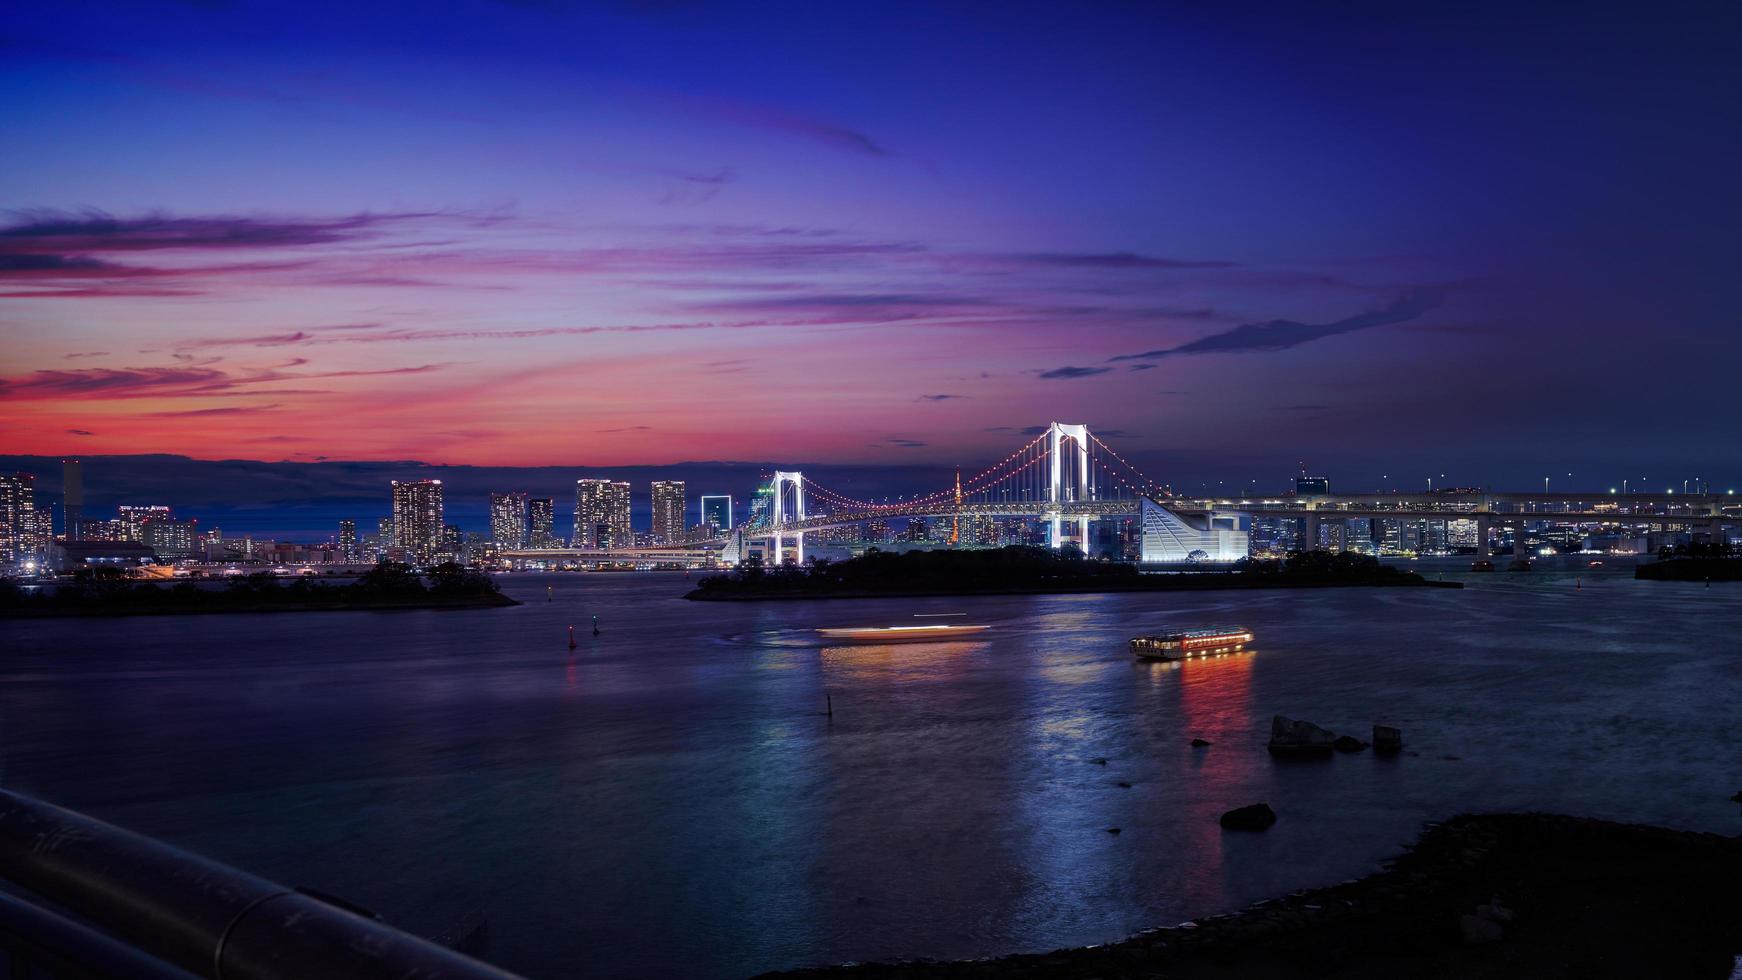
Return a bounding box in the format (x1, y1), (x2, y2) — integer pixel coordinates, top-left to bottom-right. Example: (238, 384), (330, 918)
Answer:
(1089, 757), (1108, 765)
(1191, 738), (1212, 747)
(1268, 715), (1336, 756)
(1477, 897), (1515, 924)
(1373, 724), (1404, 755)
(1219, 803), (1277, 831)
(1731, 789), (1742, 803)
(1116, 781), (1132, 788)
(1460, 912), (1503, 945)
(1106, 826), (1122, 834)
(1332, 735), (1368, 753)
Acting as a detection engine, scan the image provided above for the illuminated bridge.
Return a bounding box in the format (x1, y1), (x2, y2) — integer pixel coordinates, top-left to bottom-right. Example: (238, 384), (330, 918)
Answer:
(501, 422), (1738, 567)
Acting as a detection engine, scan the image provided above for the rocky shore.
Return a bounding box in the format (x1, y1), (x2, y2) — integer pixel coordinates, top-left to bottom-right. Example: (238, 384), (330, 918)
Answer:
(765, 813), (1742, 979)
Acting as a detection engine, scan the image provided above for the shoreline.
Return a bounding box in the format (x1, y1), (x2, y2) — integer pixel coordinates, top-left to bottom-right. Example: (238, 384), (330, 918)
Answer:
(689, 579), (1463, 601)
(0, 593), (521, 618)
(761, 812), (1741, 978)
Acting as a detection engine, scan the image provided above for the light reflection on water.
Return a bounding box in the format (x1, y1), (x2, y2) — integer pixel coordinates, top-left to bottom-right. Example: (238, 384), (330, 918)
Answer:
(0, 559), (1737, 979)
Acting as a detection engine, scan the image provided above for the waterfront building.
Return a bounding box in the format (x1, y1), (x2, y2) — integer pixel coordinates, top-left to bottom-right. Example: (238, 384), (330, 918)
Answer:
(575, 479), (631, 549)
(117, 505), (171, 543)
(700, 495), (733, 534)
(390, 479), (444, 563)
(651, 481), (686, 544)
(0, 473), (36, 571)
(338, 520), (358, 561)
(1139, 498), (1249, 562)
(143, 517), (199, 559)
(1448, 518), (1478, 552)
(377, 517), (395, 553)
(61, 458), (83, 540)
(527, 497), (557, 548)
(489, 492), (530, 549)
(866, 519), (891, 543)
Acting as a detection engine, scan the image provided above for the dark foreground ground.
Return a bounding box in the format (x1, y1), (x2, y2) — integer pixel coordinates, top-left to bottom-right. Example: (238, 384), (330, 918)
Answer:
(766, 814), (1742, 980)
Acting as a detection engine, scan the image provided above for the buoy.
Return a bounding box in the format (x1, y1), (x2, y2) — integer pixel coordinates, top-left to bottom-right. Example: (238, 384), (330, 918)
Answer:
(826, 694), (833, 717)
(1576, 577), (1581, 590)
(547, 586), (553, 603)
(568, 625), (576, 650)
(591, 614), (600, 637)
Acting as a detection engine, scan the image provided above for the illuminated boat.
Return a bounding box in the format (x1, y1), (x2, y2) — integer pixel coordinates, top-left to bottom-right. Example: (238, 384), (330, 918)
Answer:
(1129, 627), (1252, 660)
(816, 624), (991, 644)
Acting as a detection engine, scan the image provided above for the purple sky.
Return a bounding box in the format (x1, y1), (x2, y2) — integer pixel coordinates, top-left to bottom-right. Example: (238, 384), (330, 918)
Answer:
(3, 1), (1738, 495)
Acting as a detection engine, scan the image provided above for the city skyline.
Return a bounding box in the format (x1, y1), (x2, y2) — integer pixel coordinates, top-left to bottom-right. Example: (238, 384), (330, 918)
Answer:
(4, 2), (1739, 480)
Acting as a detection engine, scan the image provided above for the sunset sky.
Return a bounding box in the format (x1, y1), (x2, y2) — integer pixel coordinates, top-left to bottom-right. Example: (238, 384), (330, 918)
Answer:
(4, 1), (1738, 491)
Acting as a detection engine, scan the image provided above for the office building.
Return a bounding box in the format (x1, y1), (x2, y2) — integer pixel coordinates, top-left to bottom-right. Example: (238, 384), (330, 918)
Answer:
(390, 479), (444, 563)
(749, 485), (773, 525)
(651, 481), (686, 543)
(700, 495), (733, 534)
(0, 473), (36, 570)
(338, 520), (357, 561)
(143, 516), (200, 559)
(575, 479), (631, 549)
(377, 516), (395, 553)
(117, 505), (171, 543)
(490, 492), (530, 549)
(528, 497), (557, 548)
(62, 458), (83, 539)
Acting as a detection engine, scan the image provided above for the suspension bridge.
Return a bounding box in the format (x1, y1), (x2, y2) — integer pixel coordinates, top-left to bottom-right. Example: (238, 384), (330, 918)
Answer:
(499, 421), (1739, 567)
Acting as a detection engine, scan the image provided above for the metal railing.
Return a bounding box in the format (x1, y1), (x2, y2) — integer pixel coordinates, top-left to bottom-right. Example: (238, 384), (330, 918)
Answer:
(0, 789), (523, 979)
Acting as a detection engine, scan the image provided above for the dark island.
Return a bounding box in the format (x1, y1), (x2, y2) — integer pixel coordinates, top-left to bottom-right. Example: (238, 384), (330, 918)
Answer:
(1635, 543), (1742, 582)
(687, 546), (1456, 601)
(764, 813), (1742, 980)
(0, 561), (519, 617)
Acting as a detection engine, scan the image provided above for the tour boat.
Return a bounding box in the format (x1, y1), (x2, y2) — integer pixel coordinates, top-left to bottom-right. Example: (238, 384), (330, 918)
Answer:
(1129, 627), (1253, 661)
(816, 624), (992, 644)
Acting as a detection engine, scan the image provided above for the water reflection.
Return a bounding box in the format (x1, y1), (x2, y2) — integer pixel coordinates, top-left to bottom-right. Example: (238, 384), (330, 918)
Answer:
(3, 571), (1739, 980)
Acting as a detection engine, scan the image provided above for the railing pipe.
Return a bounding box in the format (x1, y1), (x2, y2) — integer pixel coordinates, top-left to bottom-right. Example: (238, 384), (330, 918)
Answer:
(0, 789), (521, 980)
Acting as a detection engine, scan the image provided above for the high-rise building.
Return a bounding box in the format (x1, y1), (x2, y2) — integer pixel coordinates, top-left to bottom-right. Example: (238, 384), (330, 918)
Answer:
(143, 516), (199, 559)
(651, 481), (686, 543)
(61, 458), (83, 540)
(390, 479), (444, 563)
(438, 524), (463, 563)
(377, 516), (396, 553)
(338, 520), (358, 561)
(749, 485), (774, 526)
(528, 497), (556, 548)
(0, 473), (36, 570)
(700, 495), (733, 534)
(490, 492), (530, 549)
(29, 507), (52, 566)
(574, 479), (631, 549)
(117, 505), (171, 543)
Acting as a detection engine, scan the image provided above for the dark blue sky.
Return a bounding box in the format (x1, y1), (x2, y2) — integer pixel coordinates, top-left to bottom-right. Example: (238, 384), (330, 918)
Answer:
(4, 1), (1739, 508)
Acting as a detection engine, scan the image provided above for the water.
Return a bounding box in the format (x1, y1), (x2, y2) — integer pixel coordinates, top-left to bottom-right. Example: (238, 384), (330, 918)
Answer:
(2, 559), (1737, 978)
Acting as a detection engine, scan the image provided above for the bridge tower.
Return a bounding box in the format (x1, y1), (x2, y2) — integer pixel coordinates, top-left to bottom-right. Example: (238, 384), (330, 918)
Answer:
(770, 471), (805, 565)
(1046, 422), (1092, 550)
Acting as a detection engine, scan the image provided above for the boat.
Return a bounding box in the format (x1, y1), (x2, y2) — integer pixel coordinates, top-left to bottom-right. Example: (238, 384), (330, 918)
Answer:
(1470, 559), (1496, 572)
(816, 624), (991, 644)
(1130, 626), (1253, 660)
